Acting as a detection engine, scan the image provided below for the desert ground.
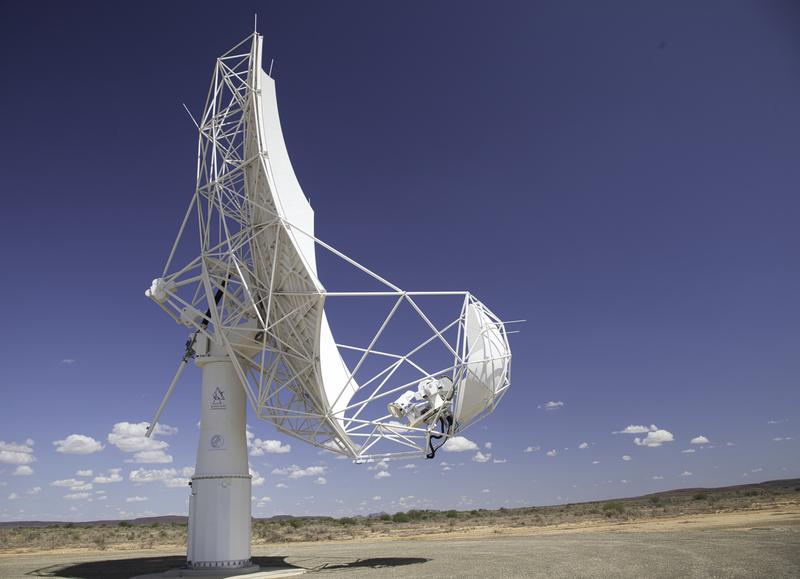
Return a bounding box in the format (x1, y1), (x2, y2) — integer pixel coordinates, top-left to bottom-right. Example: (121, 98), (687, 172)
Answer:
(1, 479), (798, 577)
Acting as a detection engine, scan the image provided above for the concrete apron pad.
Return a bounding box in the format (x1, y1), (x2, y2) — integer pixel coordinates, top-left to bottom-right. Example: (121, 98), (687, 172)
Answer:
(132, 566), (306, 579)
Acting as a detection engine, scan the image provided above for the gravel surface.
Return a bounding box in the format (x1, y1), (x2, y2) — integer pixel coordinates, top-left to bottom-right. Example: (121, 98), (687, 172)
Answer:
(1, 520), (798, 579)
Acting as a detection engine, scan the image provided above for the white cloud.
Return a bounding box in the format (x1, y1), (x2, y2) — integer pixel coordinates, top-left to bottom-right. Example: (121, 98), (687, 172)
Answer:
(539, 401), (564, 411)
(484, 442), (493, 450)
(126, 496), (148, 503)
(276, 482), (288, 488)
(270, 465), (326, 479)
(50, 478), (92, 491)
(75, 469), (93, 477)
(249, 468), (264, 487)
(53, 434), (104, 454)
(129, 467), (194, 488)
(400, 463), (417, 469)
(129, 449), (173, 464)
(634, 428), (674, 447)
(578, 442), (589, 449)
(64, 492), (90, 500)
(652, 475), (664, 480)
(249, 438), (291, 456)
(524, 445), (540, 453)
(313, 477), (327, 485)
(472, 451), (491, 463)
(493, 458), (507, 464)
(13, 465), (33, 476)
(592, 460), (600, 464)
(372, 495), (381, 501)
(690, 435), (709, 445)
(622, 455), (632, 461)
(442, 436), (478, 452)
(26, 486), (41, 495)
(772, 437), (793, 442)
(93, 468), (122, 484)
(107, 422), (175, 454)
(680, 470), (692, 477)
(367, 459), (389, 471)
(8, 492), (19, 500)
(545, 449), (557, 457)
(60, 358), (76, 365)
(614, 424), (655, 434)
(0, 439), (36, 465)
(481, 488), (491, 494)
(681, 449), (696, 454)
(374, 471), (391, 479)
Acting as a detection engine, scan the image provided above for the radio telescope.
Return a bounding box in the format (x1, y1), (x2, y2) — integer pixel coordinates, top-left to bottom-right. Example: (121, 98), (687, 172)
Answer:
(143, 30), (512, 572)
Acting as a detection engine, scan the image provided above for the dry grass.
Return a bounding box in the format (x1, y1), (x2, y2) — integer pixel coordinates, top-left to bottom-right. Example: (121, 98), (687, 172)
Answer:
(1, 479), (798, 554)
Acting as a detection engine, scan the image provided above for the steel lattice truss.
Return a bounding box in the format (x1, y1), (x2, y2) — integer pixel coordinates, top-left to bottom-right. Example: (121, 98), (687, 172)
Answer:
(148, 33), (512, 462)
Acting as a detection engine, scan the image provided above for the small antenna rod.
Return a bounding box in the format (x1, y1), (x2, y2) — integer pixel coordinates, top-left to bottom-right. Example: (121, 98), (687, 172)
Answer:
(254, 13), (258, 33)
(182, 103), (200, 130)
(269, 58), (274, 76)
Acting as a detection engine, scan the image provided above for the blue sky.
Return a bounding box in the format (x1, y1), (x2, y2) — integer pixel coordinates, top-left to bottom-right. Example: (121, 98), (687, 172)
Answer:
(1, 1), (798, 521)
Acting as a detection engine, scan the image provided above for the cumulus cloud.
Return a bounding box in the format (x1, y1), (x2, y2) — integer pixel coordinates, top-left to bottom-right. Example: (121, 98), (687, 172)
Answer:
(129, 450), (173, 464)
(0, 439), (36, 465)
(8, 492), (19, 500)
(545, 449), (557, 457)
(681, 449), (696, 454)
(129, 467), (194, 488)
(493, 458), (507, 464)
(372, 495), (381, 501)
(276, 482), (288, 488)
(484, 442), (493, 450)
(614, 425), (654, 434)
(578, 442), (589, 450)
(481, 488), (491, 493)
(652, 475), (664, 480)
(442, 436), (478, 452)
(400, 463), (417, 469)
(313, 477), (327, 485)
(13, 465), (33, 476)
(93, 468), (123, 484)
(60, 358), (76, 365)
(64, 492), (90, 500)
(249, 438), (291, 456)
(50, 478), (92, 491)
(772, 437), (793, 442)
(249, 468), (265, 487)
(539, 401), (564, 411)
(690, 436), (709, 445)
(622, 455), (632, 461)
(75, 470), (93, 477)
(126, 496), (148, 503)
(27, 486), (41, 495)
(53, 434), (104, 454)
(472, 451), (491, 463)
(367, 459), (389, 471)
(524, 445), (540, 453)
(633, 428), (674, 447)
(107, 422), (175, 453)
(271, 465), (326, 479)
(374, 471), (391, 479)
(680, 470), (692, 477)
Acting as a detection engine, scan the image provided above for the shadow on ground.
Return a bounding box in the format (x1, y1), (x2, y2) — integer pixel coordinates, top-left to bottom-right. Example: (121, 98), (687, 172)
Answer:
(27, 555), (429, 577)
(309, 557), (430, 572)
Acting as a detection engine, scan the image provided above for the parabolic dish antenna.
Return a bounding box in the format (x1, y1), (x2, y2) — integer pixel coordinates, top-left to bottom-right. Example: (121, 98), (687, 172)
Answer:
(142, 30), (513, 572)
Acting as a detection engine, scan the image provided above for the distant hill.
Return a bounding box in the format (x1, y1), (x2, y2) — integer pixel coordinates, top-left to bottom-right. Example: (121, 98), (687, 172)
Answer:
(1, 477), (797, 529)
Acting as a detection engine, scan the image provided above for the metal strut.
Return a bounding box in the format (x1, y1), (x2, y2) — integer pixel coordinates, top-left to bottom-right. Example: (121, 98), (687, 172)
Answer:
(145, 284), (226, 438)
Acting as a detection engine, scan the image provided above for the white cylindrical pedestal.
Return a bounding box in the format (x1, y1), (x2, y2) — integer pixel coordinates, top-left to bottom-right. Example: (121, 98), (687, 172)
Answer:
(188, 354), (252, 569)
